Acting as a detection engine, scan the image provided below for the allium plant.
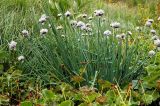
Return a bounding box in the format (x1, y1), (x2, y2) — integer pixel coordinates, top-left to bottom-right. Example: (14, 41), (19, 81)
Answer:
(15, 8), (152, 87)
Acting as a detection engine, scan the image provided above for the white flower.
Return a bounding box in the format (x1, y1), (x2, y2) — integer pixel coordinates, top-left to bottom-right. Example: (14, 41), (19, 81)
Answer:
(39, 14), (48, 24)
(82, 14), (87, 18)
(70, 20), (77, 26)
(48, 24), (51, 28)
(18, 55), (25, 61)
(80, 25), (87, 30)
(65, 11), (71, 17)
(154, 39), (160, 46)
(144, 19), (154, 27)
(150, 29), (156, 35)
(86, 27), (92, 32)
(116, 34), (121, 39)
(81, 33), (89, 36)
(88, 16), (93, 20)
(135, 27), (141, 31)
(81, 26), (91, 31)
(41, 14), (48, 19)
(158, 16), (160, 21)
(9, 41), (17, 50)
(103, 30), (112, 36)
(120, 33), (126, 39)
(157, 47), (160, 51)
(57, 13), (62, 17)
(56, 26), (63, 30)
(151, 36), (159, 41)
(86, 23), (91, 27)
(127, 31), (132, 35)
(94, 9), (104, 16)
(61, 35), (65, 37)
(147, 19), (154, 23)
(40, 29), (48, 35)
(22, 30), (29, 37)
(145, 21), (152, 27)
(116, 33), (125, 39)
(76, 21), (85, 27)
(148, 50), (155, 57)
(102, 18), (106, 21)
(110, 22), (120, 28)
(39, 17), (46, 23)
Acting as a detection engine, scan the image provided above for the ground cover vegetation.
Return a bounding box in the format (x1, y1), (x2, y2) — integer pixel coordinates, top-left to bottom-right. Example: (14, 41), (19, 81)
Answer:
(0, 0), (160, 105)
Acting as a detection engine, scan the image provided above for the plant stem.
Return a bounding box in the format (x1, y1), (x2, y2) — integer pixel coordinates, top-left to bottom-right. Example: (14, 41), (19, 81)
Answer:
(91, 71), (98, 89)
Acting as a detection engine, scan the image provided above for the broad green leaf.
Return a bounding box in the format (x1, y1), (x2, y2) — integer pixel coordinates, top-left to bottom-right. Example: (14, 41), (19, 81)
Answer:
(152, 91), (160, 101)
(0, 51), (8, 60)
(20, 101), (33, 106)
(74, 93), (83, 101)
(0, 64), (4, 72)
(85, 92), (100, 103)
(106, 90), (116, 104)
(59, 100), (74, 106)
(12, 70), (22, 77)
(78, 102), (88, 106)
(59, 83), (73, 91)
(102, 81), (112, 89)
(130, 101), (140, 105)
(42, 89), (55, 100)
(79, 66), (86, 75)
(36, 98), (45, 105)
(142, 94), (153, 105)
(79, 102), (101, 106)
(0, 95), (9, 105)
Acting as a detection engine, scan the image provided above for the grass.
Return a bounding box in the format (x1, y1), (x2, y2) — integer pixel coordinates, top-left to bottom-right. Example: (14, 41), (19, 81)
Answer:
(0, 0), (155, 88)
(5, 0), (149, 85)
(0, 0), (160, 105)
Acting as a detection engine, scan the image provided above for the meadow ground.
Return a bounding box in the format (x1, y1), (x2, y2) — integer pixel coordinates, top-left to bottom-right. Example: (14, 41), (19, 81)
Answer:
(0, 0), (160, 105)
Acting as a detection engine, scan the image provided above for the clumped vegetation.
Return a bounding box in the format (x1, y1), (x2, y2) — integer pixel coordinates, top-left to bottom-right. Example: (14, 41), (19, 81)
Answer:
(0, 0), (160, 105)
